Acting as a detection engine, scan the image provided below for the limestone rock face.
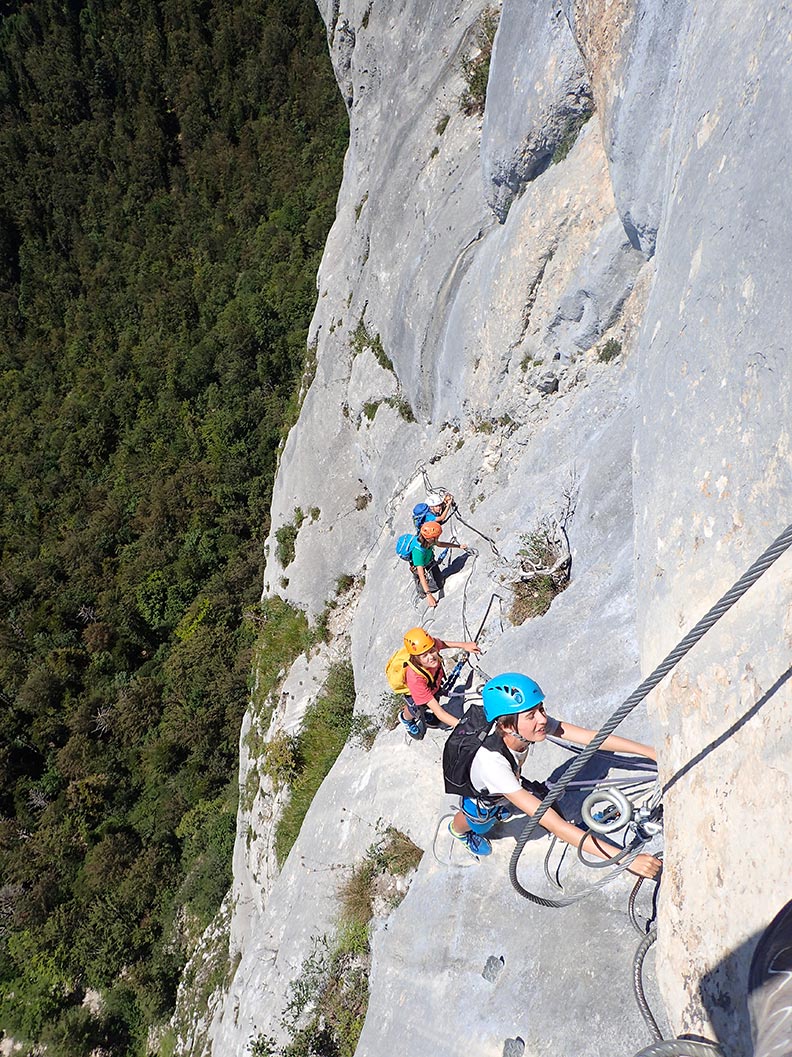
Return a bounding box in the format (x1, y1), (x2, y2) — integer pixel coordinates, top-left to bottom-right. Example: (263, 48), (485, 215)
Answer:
(563, 0), (688, 257)
(627, 3), (792, 1048)
(172, 2), (792, 1055)
(481, 1), (592, 221)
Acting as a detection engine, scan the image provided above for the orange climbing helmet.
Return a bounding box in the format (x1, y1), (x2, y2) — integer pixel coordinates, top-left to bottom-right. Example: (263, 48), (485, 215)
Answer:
(420, 521), (442, 541)
(404, 627), (436, 655)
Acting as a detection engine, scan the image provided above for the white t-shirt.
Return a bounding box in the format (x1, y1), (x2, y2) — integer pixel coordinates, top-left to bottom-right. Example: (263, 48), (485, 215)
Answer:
(469, 716), (560, 797)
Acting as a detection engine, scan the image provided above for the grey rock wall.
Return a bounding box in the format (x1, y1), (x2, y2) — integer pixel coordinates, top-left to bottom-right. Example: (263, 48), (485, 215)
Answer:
(173, 2), (792, 1055)
(625, 1), (792, 1046)
(481, 1), (592, 221)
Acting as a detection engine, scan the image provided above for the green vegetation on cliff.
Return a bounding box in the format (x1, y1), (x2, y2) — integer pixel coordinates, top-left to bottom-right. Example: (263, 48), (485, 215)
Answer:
(0, 0), (347, 1051)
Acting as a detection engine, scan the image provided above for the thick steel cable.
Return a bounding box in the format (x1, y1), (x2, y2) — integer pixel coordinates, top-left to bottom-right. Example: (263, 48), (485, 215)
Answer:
(634, 928), (664, 1041)
(629, 876), (650, 937)
(509, 522), (792, 906)
(452, 506), (501, 556)
(630, 1043), (723, 1057)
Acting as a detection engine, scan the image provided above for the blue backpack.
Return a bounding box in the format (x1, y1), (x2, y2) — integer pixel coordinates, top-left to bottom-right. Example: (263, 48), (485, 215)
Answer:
(412, 503), (431, 531)
(396, 532), (418, 561)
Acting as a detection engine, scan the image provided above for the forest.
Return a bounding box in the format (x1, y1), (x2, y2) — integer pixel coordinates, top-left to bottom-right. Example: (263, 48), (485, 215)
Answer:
(0, 0), (347, 1052)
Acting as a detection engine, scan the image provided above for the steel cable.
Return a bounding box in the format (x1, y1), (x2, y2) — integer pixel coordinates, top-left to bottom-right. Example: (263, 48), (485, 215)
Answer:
(630, 1042), (724, 1057)
(634, 928), (664, 1040)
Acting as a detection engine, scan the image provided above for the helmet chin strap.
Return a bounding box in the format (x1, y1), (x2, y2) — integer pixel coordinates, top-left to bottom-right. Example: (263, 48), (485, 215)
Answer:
(505, 725), (531, 746)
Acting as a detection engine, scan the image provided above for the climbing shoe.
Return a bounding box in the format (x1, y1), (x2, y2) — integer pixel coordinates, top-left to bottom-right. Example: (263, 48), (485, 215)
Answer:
(448, 822), (492, 857)
(494, 805), (513, 823)
(399, 713), (424, 740)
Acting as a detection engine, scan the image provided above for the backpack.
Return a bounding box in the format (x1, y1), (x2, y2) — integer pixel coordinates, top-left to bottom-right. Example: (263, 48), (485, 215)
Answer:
(442, 701), (502, 799)
(412, 503), (431, 531)
(385, 648), (433, 694)
(395, 532), (418, 561)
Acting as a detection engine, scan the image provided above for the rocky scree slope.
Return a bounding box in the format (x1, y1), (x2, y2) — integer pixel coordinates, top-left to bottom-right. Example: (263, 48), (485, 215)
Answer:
(172, 3), (792, 1056)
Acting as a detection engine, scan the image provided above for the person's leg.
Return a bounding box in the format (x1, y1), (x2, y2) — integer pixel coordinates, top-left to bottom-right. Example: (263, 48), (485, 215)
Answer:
(410, 566), (426, 598)
(399, 697), (426, 740)
(425, 560), (443, 593)
(449, 798), (495, 855)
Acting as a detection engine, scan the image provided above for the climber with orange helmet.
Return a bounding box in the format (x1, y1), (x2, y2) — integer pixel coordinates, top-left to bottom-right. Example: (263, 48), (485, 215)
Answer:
(410, 519), (472, 608)
(399, 626), (480, 739)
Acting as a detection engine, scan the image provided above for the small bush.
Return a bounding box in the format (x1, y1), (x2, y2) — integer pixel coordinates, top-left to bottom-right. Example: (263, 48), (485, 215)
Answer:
(339, 860), (378, 926)
(275, 508), (304, 567)
(377, 826), (423, 877)
(362, 400), (379, 421)
(309, 507), (321, 521)
(348, 713), (379, 750)
(508, 524), (571, 625)
(551, 105), (595, 165)
(368, 333), (394, 374)
(275, 524), (298, 567)
(380, 690), (404, 729)
(351, 317), (393, 372)
(387, 395), (415, 422)
(262, 732), (302, 789)
(599, 338), (622, 363)
(459, 7), (499, 116)
(335, 574), (355, 595)
(274, 827), (420, 1057)
(354, 192), (368, 221)
(509, 576), (559, 624)
(354, 492), (370, 510)
(435, 113), (450, 136)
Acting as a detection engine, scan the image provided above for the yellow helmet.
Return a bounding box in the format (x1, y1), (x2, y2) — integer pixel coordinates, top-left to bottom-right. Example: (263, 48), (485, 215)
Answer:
(404, 627), (435, 655)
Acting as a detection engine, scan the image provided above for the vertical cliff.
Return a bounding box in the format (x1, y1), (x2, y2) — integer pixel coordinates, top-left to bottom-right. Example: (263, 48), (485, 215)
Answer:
(172, 3), (792, 1055)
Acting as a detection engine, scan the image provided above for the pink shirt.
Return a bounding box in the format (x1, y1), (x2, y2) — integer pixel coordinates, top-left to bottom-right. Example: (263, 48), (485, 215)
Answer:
(404, 638), (448, 704)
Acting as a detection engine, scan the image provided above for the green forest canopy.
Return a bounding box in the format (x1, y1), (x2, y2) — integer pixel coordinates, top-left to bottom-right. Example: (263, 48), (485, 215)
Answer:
(0, 0), (347, 1052)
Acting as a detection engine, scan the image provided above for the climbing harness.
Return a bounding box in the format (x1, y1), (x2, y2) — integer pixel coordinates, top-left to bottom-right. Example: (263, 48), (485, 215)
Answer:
(508, 520), (792, 908)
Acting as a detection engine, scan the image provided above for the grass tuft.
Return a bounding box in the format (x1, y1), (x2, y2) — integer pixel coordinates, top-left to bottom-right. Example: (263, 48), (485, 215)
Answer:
(459, 7), (499, 116)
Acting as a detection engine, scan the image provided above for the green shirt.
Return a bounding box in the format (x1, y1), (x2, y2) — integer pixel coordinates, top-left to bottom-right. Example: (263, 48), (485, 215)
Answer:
(411, 540), (435, 567)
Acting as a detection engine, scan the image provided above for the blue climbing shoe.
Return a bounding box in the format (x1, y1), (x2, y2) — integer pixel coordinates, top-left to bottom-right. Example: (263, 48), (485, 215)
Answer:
(448, 822), (492, 857)
(400, 713), (423, 740)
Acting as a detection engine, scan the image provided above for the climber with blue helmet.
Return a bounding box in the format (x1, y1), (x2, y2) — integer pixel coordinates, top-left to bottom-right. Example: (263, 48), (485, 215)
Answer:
(445, 673), (662, 878)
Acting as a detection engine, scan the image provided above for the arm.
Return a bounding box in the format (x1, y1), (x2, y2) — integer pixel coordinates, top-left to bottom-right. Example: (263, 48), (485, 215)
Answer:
(442, 640), (480, 653)
(437, 494), (455, 524)
(437, 539), (470, 551)
(423, 694), (460, 728)
(553, 720), (657, 763)
(503, 786), (662, 879)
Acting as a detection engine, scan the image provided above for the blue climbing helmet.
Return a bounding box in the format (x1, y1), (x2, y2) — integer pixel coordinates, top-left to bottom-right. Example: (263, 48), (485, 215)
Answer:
(412, 502), (432, 530)
(481, 673), (544, 722)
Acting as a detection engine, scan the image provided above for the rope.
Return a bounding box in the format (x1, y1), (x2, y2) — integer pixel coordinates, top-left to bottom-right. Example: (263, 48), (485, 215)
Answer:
(508, 521), (792, 906)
